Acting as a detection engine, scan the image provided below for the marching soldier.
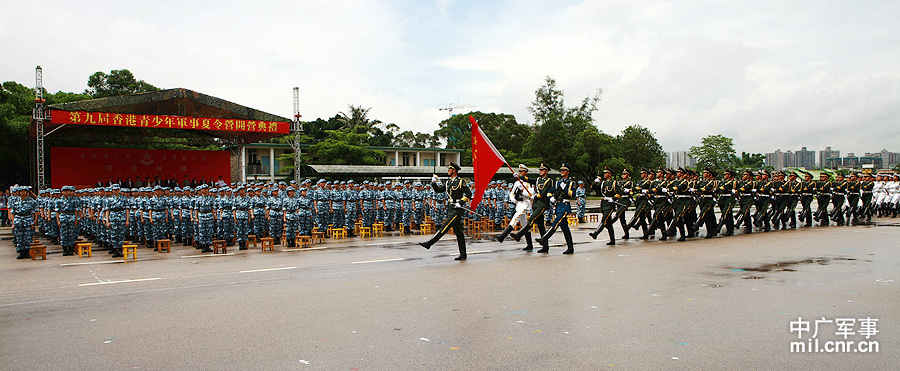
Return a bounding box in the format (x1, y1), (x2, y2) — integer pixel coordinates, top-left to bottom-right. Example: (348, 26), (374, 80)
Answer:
(735, 170), (756, 234)
(815, 172), (833, 227)
(694, 169), (719, 239)
(419, 162), (472, 260)
(535, 162), (576, 254)
(590, 168), (619, 244)
(846, 174), (861, 225)
(860, 173), (875, 224)
(798, 171), (815, 227)
(831, 173), (848, 226)
(509, 163), (553, 252)
(626, 169), (654, 239)
(716, 170), (738, 236)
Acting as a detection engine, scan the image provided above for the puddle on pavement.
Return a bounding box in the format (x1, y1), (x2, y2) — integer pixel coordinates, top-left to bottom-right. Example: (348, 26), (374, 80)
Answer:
(731, 257), (857, 273)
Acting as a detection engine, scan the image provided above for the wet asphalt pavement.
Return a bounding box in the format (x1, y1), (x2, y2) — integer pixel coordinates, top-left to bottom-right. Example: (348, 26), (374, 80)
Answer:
(1, 216), (899, 370)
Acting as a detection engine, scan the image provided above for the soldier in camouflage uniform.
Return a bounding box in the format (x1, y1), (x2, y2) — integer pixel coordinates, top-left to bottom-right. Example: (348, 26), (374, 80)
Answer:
(58, 186), (80, 256)
(268, 188), (284, 244)
(11, 186), (37, 259)
(234, 186), (250, 249)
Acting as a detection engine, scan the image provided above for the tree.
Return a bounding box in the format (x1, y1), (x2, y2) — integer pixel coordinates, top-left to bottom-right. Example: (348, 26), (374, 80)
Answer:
(526, 76), (605, 179)
(689, 135), (736, 172)
(618, 124), (665, 173)
(433, 111), (529, 164)
(732, 152), (765, 169)
(86, 69), (159, 98)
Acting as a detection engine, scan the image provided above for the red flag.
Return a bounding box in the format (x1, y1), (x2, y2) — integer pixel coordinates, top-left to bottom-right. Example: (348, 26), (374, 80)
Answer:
(469, 115), (507, 209)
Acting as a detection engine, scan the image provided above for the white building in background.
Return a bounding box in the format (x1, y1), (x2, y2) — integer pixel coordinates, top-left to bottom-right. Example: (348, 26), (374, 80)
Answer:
(667, 151), (696, 169)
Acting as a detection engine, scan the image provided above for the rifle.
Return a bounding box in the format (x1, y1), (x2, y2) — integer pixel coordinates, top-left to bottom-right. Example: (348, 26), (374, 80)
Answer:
(691, 198), (717, 231)
(646, 198), (673, 232)
(665, 201), (691, 237)
(591, 198), (628, 234)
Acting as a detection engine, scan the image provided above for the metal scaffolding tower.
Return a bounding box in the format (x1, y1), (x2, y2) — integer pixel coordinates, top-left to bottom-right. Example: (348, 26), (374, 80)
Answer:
(32, 66), (47, 191)
(290, 86), (303, 181)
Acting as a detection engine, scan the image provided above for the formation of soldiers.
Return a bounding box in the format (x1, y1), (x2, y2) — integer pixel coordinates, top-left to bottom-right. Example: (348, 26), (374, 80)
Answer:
(7, 174), (567, 259)
(6, 167), (898, 260)
(587, 168), (893, 245)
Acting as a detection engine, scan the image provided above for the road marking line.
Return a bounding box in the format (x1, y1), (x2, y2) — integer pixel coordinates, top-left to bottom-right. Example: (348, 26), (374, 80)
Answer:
(469, 250), (501, 255)
(240, 266), (297, 273)
(60, 260), (124, 266)
(181, 253), (236, 258)
(78, 278), (163, 287)
(351, 258), (407, 264)
(280, 247), (329, 252)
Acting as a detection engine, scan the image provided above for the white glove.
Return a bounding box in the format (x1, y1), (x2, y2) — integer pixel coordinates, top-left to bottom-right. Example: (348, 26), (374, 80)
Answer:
(731, 189), (737, 194)
(550, 196), (556, 204)
(752, 189), (757, 193)
(513, 173), (520, 179)
(662, 188), (668, 193)
(431, 174), (439, 183)
(641, 189), (648, 194)
(689, 188), (696, 192)
(624, 188), (631, 193)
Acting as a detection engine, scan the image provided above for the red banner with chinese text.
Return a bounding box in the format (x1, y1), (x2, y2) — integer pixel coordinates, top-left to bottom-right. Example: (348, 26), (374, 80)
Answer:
(50, 147), (231, 188)
(49, 109), (290, 134)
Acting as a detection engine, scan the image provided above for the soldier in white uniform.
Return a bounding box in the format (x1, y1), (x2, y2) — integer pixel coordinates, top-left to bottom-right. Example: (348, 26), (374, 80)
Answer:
(495, 164), (535, 251)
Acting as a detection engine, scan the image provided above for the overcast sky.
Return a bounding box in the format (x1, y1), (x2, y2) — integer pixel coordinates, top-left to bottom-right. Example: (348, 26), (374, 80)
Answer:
(3, 0), (898, 155)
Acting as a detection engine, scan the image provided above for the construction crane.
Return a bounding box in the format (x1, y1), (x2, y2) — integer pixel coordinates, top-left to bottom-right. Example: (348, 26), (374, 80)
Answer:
(438, 103), (475, 117)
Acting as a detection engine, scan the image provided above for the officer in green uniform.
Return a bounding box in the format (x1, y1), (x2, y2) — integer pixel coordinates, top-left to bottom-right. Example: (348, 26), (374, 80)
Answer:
(419, 162), (472, 261)
(668, 168), (692, 241)
(647, 169), (672, 240)
(831, 173), (848, 226)
(716, 170), (738, 236)
(770, 171), (789, 230)
(535, 162), (576, 254)
(846, 173), (861, 225)
(860, 173), (875, 224)
(798, 171), (815, 227)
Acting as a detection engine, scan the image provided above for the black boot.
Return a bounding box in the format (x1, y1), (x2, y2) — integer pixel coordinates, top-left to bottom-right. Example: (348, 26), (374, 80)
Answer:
(239, 241), (247, 250)
(621, 223), (630, 240)
(495, 226), (513, 243)
(606, 228), (615, 246)
(522, 231), (534, 251)
(17, 251), (29, 259)
(536, 237), (549, 253)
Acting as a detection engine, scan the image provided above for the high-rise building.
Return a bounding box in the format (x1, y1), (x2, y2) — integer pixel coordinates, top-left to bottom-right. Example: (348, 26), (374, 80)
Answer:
(818, 146), (840, 169)
(765, 149), (786, 169)
(667, 151), (696, 169)
(795, 147), (816, 169)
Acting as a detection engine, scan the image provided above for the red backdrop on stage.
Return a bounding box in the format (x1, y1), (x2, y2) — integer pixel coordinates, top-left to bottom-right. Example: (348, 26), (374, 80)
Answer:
(50, 147), (230, 188)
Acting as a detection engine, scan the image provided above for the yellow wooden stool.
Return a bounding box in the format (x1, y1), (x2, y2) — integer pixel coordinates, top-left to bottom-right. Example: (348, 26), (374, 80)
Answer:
(260, 237), (275, 252)
(30, 243), (47, 260)
(212, 240), (227, 254)
(296, 235), (312, 248)
(588, 214), (599, 223)
(76, 242), (93, 258)
(155, 239), (171, 253)
(311, 229), (326, 244)
(332, 228), (347, 240)
(354, 221), (363, 236)
(567, 216), (578, 227)
(359, 226), (372, 239)
(372, 223), (384, 237)
(247, 235), (258, 249)
(122, 244), (138, 262)
(420, 223), (434, 235)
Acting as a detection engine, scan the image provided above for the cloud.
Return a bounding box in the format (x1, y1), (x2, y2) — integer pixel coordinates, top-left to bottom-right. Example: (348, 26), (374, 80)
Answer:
(2, 0), (898, 155)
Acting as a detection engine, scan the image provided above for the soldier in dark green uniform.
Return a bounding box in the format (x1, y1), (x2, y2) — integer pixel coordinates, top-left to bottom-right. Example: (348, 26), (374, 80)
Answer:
(770, 171), (789, 230)
(860, 173), (875, 224)
(419, 162), (472, 261)
(626, 169), (653, 239)
(693, 169), (718, 238)
(783, 171), (802, 229)
(668, 168), (692, 241)
(647, 169), (673, 240)
(754, 171), (773, 232)
(535, 162), (576, 254)
(831, 173), (848, 226)
(590, 168), (619, 244)
(815, 172), (833, 227)
(735, 170), (756, 234)
(798, 171), (815, 227)
(716, 170), (738, 236)
(846, 173), (861, 225)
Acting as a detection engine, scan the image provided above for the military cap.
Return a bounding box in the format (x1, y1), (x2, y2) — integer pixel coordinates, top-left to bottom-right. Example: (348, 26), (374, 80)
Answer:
(403, 180), (411, 185)
(559, 162), (570, 171)
(290, 180), (297, 184)
(577, 180), (584, 185)
(538, 163), (549, 171)
(448, 161), (461, 171)
(317, 179), (326, 184)
(62, 185), (75, 191)
(517, 164), (529, 172)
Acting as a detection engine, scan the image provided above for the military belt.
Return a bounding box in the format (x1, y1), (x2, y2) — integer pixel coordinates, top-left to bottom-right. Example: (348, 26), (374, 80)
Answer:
(701, 195), (715, 198)
(676, 195), (692, 198)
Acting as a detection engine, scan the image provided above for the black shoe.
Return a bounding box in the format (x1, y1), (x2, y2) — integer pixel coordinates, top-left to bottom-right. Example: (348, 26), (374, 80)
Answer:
(606, 241), (615, 246)
(536, 247), (549, 254)
(640, 235), (649, 240)
(419, 242), (431, 250)
(677, 236), (686, 241)
(623, 232), (630, 240)
(588, 231), (599, 240)
(454, 255), (467, 261)
(111, 252), (123, 258)
(562, 248), (574, 255)
(534, 237), (544, 245)
(201, 248), (212, 253)
(522, 246), (533, 252)
(17, 253), (29, 259)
